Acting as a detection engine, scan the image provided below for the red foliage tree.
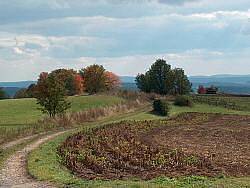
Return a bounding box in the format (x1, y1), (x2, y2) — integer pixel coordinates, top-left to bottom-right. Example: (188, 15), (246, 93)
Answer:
(74, 74), (84, 95)
(198, 85), (206, 94)
(105, 71), (121, 91)
(35, 72), (49, 96)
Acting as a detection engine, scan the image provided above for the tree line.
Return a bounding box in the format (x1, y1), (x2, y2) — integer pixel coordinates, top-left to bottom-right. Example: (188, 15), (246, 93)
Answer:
(4, 59), (191, 117)
(0, 87), (8, 99)
(13, 64), (120, 117)
(14, 65), (121, 99)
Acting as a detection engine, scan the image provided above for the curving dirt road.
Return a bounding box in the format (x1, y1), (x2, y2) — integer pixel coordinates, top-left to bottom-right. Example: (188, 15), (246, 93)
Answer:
(0, 106), (150, 188)
(0, 131), (66, 188)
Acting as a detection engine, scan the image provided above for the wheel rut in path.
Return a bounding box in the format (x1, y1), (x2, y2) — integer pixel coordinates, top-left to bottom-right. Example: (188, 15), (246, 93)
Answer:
(0, 131), (66, 188)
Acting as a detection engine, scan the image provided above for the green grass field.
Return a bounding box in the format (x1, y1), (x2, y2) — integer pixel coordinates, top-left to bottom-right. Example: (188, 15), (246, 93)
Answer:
(0, 95), (124, 144)
(28, 103), (250, 188)
(1, 94), (250, 187)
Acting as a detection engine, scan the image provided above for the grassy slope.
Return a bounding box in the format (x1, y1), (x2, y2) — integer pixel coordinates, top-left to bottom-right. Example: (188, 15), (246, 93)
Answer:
(0, 95), (124, 144)
(0, 95), (124, 127)
(28, 103), (250, 188)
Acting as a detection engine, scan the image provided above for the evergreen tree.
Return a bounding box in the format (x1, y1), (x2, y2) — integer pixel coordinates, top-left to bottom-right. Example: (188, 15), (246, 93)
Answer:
(136, 59), (191, 95)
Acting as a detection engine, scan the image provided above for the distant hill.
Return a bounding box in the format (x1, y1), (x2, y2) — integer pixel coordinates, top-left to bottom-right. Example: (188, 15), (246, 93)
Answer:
(2, 75), (250, 96)
(0, 81), (36, 98)
(0, 81), (36, 88)
(121, 83), (138, 91)
(0, 81), (36, 97)
(190, 75), (250, 94)
(2, 87), (21, 97)
(189, 75), (250, 84)
(120, 75), (250, 94)
(120, 76), (136, 83)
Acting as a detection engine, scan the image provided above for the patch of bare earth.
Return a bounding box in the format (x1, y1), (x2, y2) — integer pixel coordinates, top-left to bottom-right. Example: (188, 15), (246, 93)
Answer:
(58, 113), (250, 180)
(148, 114), (250, 177)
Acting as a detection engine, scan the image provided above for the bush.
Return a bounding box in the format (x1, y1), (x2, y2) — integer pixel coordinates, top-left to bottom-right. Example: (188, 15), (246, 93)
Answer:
(174, 96), (193, 107)
(153, 99), (170, 116)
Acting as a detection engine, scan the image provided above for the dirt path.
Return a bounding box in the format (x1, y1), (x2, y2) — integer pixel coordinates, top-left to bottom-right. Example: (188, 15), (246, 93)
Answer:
(0, 133), (46, 150)
(0, 105), (150, 187)
(0, 131), (66, 188)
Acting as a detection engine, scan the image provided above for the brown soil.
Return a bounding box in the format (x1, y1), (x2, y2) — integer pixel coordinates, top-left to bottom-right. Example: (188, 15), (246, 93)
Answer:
(146, 114), (250, 177)
(59, 113), (250, 180)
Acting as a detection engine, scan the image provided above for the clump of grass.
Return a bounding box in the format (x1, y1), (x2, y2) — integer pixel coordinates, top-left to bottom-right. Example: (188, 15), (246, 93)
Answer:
(174, 96), (193, 107)
(153, 99), (170, 116)
(39, 99), (146, 128)
(190, 95), (250, 111)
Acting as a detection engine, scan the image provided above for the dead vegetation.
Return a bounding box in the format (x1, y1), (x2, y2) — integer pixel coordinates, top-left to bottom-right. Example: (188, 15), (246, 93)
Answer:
(58, 112), (250, 180)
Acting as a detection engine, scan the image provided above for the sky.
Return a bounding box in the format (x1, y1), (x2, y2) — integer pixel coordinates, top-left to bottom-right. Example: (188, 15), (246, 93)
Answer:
(0, 0), (250, 81)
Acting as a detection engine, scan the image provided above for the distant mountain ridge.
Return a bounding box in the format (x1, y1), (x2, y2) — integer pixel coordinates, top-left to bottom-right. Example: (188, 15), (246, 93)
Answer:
(119, 75), (250, 94)
(0, 81), (36, 97)
(120, 76), (136, 83)
(189, 75), (250, 94)
(0, 81), (36, 88)
(189, 75), (250, 84)
(1, 75), (250, 96)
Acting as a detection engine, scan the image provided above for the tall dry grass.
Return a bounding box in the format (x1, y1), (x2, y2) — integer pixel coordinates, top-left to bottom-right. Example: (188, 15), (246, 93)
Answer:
(38, 99), (145, 128)
(0, 93), (148, 145)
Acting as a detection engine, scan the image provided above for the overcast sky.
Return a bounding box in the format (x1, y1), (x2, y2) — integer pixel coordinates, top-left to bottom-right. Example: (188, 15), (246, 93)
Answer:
(0, 0), (250, 81)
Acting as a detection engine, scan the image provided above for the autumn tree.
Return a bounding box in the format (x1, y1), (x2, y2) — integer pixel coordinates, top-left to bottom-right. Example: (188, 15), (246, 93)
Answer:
(14, 84), (37, 99)
(80, 64), (106, 94)
(50, 69), (77, 96)
(27, 84), (37, 97)
(105, 71), (121, 91)
(35, 72), (71, 117)
(198, 85), (206, 94)
(74, 74), (84, 95)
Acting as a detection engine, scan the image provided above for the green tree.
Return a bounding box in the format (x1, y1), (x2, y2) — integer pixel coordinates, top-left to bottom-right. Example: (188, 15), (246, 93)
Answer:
(136, 73), (151, 93)
(80, 64), (106, 94)
(14, 88), (30, 99)
(148, 59), (173, 94)
(35, 73), (71, 117)
(136, 59), (191, 95)
(0, 87), (7, 100)
(27, 84), (37, 97)
(50, 69), (77, 96)
(172, 68), (192, 95)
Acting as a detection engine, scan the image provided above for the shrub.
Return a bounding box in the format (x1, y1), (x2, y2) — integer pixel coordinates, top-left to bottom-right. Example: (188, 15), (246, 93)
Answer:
(174, 96), (193, 107)
(153, 99), (170, 116)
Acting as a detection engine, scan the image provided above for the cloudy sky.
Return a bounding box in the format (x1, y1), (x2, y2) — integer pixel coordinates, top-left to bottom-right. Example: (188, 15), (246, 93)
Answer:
(0, 0), (250, 81)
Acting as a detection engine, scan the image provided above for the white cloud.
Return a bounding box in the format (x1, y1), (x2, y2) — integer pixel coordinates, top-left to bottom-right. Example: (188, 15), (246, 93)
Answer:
(0, 1), (250, 81)
(2, 48), (249, 81)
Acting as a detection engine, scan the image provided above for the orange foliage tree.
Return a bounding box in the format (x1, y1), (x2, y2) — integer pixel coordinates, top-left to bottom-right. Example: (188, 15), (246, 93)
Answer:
(80, 64), (106, 94)
(105, 71), (121, 91)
